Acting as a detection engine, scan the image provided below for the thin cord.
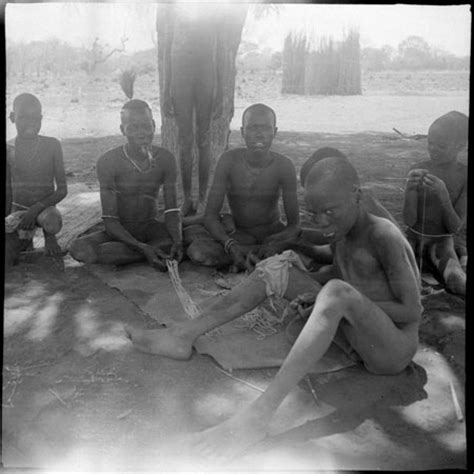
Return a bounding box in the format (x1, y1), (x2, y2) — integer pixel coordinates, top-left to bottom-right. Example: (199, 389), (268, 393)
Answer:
(419, 187), (427, 275)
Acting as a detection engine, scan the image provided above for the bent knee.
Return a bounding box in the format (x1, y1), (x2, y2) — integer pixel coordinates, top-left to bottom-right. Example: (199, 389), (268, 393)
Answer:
(322, 279), (357, 300)
(186, 240), (226, 267)
(69, 238), (98, 264)
(37, 207), (62, 234)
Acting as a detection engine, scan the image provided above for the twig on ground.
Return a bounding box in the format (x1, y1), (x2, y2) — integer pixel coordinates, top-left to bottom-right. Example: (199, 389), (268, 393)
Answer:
(305, 375), (320, 406)
(48, 388), (68, 407)
(449, 380), (464, 422)
(214, 365), (265, 393)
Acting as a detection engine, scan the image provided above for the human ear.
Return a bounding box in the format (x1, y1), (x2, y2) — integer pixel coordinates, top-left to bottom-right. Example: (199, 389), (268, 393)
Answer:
(274, 126), (278, 136)
(240, 126), (244, 138)
(9, 112), (15, 123)
(120, 124), (126, 136)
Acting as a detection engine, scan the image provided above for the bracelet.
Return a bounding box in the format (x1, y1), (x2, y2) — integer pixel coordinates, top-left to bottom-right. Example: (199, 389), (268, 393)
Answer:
(164, 208), (180, 215)
(224, 238), (237, 254)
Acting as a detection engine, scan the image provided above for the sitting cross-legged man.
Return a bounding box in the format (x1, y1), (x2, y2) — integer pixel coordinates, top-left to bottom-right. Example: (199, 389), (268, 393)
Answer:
(69, 99), (183, 270)
(185, 103), (300, 272)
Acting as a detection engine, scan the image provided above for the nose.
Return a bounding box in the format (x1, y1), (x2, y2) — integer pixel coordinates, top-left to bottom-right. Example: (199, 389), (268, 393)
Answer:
(311, 213), (330, 229)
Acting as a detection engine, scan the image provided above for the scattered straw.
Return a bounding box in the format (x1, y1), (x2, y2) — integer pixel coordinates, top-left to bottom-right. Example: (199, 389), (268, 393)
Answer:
(166, 259), (201, 319)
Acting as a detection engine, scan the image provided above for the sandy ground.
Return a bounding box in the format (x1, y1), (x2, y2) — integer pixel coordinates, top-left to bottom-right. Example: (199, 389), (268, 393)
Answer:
(6, 70), (469, 140)
(3, 70), (468, 471)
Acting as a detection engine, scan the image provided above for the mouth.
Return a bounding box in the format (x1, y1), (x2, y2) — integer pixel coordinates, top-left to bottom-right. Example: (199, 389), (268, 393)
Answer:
(322, 231), (336, 239)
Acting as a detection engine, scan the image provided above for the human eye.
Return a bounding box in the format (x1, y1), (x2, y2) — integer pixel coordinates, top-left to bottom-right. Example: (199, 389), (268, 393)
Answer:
(325, 209), (333, 216)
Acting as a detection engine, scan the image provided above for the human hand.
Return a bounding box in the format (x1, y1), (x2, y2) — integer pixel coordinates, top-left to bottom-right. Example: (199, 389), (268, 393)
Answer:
(169, 241), (184, 263)
(162, 95), (175, 118)
(406, 169), (427, 190)
(18, 206), (41, 230)
(289, 292), (317, 319)
(228, 244), (253, 272)
(141, 244), (168, 271)
(421, 173), (449, 199)
(258, 241), (284, 259)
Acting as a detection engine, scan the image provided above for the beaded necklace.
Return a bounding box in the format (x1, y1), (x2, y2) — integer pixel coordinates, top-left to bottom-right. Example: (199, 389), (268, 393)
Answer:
(122, 144), (152, 173)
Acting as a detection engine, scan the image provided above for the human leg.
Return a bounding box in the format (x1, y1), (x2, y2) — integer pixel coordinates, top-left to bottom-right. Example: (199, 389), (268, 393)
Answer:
(190, 278), (417, 459)
(429, 238), (465, 295)
(172, 72), (196, 216)
(128, 262), (320, 358)
(194, 67), (215, 213)
(69, 231), (115, 264)
(5, 232), (21, 268)
(36, 206), (63, 255)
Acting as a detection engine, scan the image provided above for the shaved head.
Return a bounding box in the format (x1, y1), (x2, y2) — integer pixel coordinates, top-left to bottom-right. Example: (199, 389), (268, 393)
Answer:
(242, 103), (276, 127)
(305, 156), (359, 192)
(429, 110), (468, 148)
(13, 93), (42, 112)
(300, 147), (348, 187)
(121, 99), (152, 123)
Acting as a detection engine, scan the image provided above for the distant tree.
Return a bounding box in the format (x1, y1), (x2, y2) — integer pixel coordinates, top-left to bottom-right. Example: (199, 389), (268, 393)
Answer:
(397, 35), (432, 69)
(80, 36), (129, 75)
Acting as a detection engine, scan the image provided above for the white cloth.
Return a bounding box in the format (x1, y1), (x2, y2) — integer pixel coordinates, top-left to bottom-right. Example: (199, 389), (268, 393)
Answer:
(5, 211), (37, 240)
(255, 250), (308, 298)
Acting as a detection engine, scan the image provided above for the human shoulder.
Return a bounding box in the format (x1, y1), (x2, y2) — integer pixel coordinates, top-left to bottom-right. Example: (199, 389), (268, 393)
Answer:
(369, 215), (405, 249)
(97, 146), (123, 174)
(215, 148), (245, 169)
(152, 145), (175, 162)
(39, 135), (61, 147)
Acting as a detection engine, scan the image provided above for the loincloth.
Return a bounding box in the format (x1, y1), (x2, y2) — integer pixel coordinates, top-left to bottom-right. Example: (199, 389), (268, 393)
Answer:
(255, 250), (308, 298)
(5, 211), (37, 240)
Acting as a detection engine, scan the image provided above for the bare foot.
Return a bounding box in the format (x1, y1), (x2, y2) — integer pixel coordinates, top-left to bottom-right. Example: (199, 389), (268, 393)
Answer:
(186, 403), (271, 462)
(196, 198), (206, 216)
(44, 233), (62, 256)
(125, 325), (194, 359)
(181, 199), (196, 217)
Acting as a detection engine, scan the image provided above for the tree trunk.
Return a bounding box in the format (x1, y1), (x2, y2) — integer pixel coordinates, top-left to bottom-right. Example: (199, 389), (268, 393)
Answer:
(156, 4), (248, 199)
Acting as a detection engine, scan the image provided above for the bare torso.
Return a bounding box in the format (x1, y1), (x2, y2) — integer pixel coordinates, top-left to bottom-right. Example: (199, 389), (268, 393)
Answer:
(410, 161), (466, 235)
(97, 146), (175, 223)
(224, 149), (290, 231)
(9, 136), (59, 208)
(333, 215), (419, 330)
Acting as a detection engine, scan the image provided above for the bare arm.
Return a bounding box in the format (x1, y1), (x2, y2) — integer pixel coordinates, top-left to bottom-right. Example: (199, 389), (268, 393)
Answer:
(35, 140), (68, 209)
(402, 167), (421, 227)
(440, 181), (466, 234)
(161, 150), (183, 257)
(264, 159), (300, 244)
(373, 228), (422, 324)
(204, 155), (232, 246)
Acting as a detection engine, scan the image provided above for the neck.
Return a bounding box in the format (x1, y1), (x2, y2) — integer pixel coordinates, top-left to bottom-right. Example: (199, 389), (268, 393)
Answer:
(245, 149), (271, 166)
(126, 143), (149, 160)
(346, 206), (370, 242)
(16, 135), (39, 142)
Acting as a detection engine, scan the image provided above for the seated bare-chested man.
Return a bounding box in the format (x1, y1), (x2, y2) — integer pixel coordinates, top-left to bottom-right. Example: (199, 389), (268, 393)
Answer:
(263, 147), (399, 267)
(69, 100), (183, 270)
(127, 156), (421, 460)
(5, 93), (67, 268)
(185, 103), (300, 271)
(403, 111), (467, 295)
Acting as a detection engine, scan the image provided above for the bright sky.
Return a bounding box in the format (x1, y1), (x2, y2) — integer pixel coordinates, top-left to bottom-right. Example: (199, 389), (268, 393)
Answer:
(5, 3), (472, 56)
